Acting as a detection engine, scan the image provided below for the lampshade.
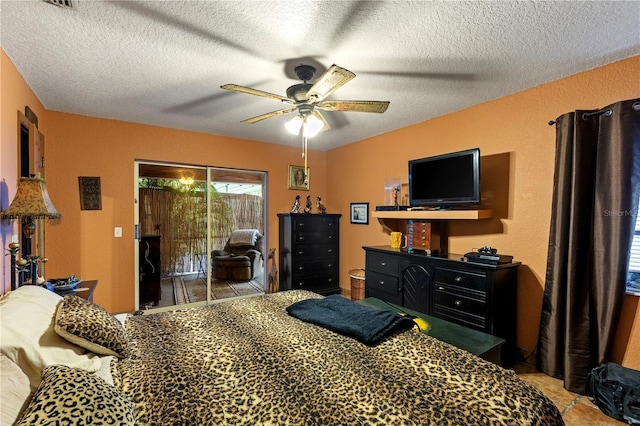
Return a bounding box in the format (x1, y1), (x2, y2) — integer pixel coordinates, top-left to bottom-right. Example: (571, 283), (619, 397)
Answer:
(1, 177), (61, 220)
(285, 113), (324, 138)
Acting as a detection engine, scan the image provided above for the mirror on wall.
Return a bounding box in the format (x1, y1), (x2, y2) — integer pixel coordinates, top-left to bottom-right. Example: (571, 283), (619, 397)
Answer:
(17, 110), (46, 278)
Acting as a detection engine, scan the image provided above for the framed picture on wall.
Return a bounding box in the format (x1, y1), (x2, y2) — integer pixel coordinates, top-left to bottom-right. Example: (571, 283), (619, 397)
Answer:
(350, 202), (369, 224)
(288, 165), (309, 191)
(78, 176), (102, 210)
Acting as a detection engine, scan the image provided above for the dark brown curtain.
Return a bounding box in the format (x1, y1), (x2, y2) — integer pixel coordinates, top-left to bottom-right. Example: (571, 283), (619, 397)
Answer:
(538, 99), (640, 393)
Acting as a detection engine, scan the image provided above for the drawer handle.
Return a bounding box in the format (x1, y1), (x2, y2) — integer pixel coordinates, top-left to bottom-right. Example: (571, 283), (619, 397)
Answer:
(380, 262), (386, 267)
(327, 263), (333, 268)
(454, 276), (462, 283)
(327, 249), (333, 253)
(379, 280), (385, 286)
(298, 266), (304, 271)
(438, 286), (445, 290)
(328, 235), (333, 239)
(297, 250), (304, 255)
(454, 300), (462, 307)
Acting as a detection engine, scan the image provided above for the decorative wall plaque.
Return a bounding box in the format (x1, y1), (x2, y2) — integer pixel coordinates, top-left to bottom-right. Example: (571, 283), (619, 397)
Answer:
(78, 176), (102, 210)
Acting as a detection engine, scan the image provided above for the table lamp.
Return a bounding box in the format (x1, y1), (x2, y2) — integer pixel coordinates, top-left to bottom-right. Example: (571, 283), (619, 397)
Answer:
(1, 176), (61, 288)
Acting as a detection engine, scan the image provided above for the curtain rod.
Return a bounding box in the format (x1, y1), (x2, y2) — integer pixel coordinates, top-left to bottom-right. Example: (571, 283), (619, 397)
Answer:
(548, 102), (640, 126)
(547, 108), (611, 126)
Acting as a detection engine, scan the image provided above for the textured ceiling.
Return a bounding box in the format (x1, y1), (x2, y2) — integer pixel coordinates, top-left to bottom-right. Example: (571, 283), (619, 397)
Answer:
(1, 1), (639, 150)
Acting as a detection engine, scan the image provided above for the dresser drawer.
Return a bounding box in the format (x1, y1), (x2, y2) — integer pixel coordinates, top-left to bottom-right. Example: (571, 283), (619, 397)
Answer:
(434, 286), (486, 315)
(433, 303), (486, 330)
(366, 252), (399, 276)
(291, 244), (337, 259)
(291, 273), (338, 292)
(293, 258), (337, 276)
(434, 285), (486, 329)
(366, 270), (400, 297)
(294, 231), (337, 245)
(434, 267), (487, 292)
(293, 216), (338, 232)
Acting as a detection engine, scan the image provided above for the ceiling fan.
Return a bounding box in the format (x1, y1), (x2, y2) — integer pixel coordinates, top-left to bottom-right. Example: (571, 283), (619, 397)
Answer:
(221, 64), (390, 136)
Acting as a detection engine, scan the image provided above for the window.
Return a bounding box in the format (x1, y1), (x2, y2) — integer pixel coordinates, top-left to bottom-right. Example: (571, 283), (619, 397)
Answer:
(627, 199), (640, 295)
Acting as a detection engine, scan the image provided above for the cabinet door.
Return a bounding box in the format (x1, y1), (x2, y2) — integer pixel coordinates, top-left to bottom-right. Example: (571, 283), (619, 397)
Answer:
(365, 270), (401, 304)
(401, 263), (431, 314)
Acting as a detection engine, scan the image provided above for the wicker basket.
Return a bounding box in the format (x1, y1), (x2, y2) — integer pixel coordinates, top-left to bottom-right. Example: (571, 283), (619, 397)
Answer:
(349, 268), (366, 301)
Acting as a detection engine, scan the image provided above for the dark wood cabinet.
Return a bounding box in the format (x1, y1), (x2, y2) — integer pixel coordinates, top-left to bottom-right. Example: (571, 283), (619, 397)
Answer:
(278, 213), (341, 295)
(139, 235), (161, 306)
(364, 246), (519, 364)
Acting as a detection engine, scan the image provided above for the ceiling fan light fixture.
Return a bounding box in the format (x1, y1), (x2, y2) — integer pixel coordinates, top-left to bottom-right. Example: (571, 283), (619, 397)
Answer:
(303, 114), (323, 137)
(285, 115), (303, 135)
(285, 113), (323, 138)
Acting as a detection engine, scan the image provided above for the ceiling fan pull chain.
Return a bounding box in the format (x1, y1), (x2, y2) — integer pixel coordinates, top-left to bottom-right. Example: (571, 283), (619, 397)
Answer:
(303, 136), (308, 174)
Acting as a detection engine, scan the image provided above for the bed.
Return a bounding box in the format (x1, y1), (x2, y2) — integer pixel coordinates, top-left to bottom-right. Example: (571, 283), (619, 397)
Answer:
(1, 285), (564, 425)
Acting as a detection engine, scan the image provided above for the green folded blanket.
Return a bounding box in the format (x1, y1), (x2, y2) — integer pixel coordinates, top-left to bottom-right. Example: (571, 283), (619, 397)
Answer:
(286, 295), (416, 345)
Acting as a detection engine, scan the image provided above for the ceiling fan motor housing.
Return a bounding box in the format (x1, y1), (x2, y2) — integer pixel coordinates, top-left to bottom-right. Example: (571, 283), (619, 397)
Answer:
(286, 83), (313, 102)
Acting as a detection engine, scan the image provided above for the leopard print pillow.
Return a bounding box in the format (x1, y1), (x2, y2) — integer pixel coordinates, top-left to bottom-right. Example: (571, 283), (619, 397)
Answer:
(17, 364), (135, 425)
(54, 296), (128, 358)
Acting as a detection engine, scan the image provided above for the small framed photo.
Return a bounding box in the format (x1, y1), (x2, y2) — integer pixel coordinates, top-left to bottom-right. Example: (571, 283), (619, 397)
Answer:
(350, 202), (369, 224)
(288, 165), (309, 191)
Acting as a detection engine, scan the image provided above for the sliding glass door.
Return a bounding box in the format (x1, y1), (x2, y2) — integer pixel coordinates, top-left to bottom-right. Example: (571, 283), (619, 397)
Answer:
(134, 162), (266, 312)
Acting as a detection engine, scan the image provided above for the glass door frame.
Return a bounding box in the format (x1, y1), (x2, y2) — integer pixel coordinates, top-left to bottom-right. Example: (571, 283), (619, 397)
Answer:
(134, 161), (267, 313)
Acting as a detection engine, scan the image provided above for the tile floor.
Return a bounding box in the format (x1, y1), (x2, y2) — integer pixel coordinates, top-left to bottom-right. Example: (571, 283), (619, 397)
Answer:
(513, 357), (623, 425)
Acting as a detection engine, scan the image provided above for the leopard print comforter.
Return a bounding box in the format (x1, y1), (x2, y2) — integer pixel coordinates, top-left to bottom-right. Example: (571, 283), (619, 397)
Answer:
(115, 290), (564, 425)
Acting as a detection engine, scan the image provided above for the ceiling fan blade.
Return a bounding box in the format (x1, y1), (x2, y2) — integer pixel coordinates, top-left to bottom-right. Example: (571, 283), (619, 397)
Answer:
(306, 64), (355, 103)
(241, 107), (297, 124)
(316, 100), (390, 113)
(221, 84), (293, 104)
(312, 110), (331, 132)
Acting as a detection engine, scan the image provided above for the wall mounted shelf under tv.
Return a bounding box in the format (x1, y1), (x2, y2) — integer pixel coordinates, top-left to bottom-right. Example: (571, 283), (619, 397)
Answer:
(372, 209), (493, 221)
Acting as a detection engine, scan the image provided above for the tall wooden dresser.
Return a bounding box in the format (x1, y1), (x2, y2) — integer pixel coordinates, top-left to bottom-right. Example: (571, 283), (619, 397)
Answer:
(278, 213), (341, 295)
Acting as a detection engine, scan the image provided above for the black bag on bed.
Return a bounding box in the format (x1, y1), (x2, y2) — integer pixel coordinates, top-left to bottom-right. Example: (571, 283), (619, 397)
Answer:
(585, 362), (640, 425)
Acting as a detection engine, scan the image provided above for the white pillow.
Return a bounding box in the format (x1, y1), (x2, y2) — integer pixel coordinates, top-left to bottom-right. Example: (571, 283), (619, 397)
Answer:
(0, 285), (101, 389)
(0, 354), (32, 426)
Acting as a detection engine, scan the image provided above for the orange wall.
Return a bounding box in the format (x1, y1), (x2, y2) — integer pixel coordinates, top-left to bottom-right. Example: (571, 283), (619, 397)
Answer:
(329, 55), (640, 367)
(42, 113), (327, 313)
(1, 50), (47, 290)
(2, 47), (639, 368)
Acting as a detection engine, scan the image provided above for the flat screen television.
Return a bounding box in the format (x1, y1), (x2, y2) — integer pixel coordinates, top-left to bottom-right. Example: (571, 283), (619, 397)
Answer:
(408, 148), (480, 209)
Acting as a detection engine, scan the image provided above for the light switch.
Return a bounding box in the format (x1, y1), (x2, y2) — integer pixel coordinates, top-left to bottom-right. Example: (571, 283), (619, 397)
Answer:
(114, 227), (123, 238)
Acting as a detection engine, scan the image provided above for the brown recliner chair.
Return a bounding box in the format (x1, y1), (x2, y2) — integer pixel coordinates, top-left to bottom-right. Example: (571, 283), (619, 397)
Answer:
(212, 231), (264, 281)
